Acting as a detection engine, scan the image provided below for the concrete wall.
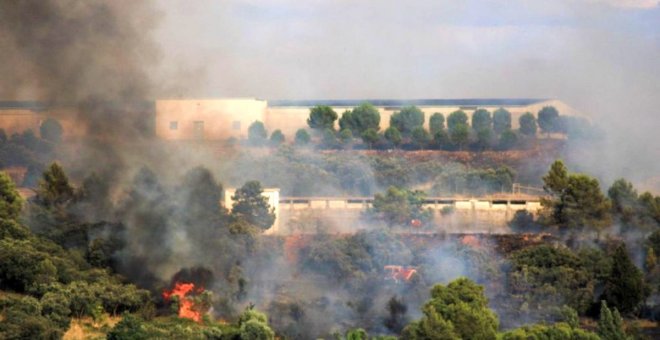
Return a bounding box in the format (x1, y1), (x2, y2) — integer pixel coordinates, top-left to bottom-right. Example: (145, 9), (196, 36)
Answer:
(0, 109), (46, 136)
(276, 196), (542, 235)
(156, 99), (268, 140)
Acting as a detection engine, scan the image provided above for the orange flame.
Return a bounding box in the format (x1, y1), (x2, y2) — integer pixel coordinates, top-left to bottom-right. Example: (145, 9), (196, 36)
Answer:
(162, 282), (203, 322)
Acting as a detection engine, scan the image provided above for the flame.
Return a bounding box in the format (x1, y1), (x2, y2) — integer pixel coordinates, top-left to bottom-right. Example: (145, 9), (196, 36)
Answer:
(162, 282), (203, 322)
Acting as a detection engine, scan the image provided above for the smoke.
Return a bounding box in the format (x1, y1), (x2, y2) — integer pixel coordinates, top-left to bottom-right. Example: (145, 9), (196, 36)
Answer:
(156, 0), (660, 191)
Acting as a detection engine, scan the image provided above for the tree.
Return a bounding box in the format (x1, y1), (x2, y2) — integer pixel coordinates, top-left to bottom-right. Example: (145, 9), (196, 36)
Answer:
(40, 118), (63, 143)
(433, 130), (450, 150)
(493, 108), (512, 134)
(307, 105), (338, 130)
(474, 128), (492, 151)
(538, 106), (560, 134)
(384, 295), (409, 333)
(471, 109), (492, 132)
(601, 244), (647, 314)
(541, 161), (611, 229)
(597, 301), (630, 340)
(339, 128), (353, 145)
(411, 127), (431, 149)
(501, 322), (599, 340)
(447, 110), (468, 133)
(238, 308), (275, 340)
(519, 112), (537, 136)
(36, 162), (74, 207)
(294, 129), (310, 146)
(107, 314), (149, 340)
(269, 130), (285, 145)
(498, 129), (518, 150)
(339, 103), (380, 135)
(321, 128), (338, 148)
(384, 127), (402, 147)
(360, 128), (379, 149)
(404, 277), (498, 340)
(247, 121), (267, 145)
(0, 171), (23, 220)
(449, 123), (469, 150)
(429, 113), (445, 135)
(390, 106), (424, 137)
(370, 186), (431, 227)
(607, 179), (638, 223)
(231, 181), (275, 231)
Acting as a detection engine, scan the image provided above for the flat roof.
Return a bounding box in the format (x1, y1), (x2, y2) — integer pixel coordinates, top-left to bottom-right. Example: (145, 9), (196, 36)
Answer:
(268, 98), (547, 108)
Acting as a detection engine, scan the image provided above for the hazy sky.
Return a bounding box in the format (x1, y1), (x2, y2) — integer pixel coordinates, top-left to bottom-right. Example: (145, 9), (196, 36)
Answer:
(155, 0), (659, 103)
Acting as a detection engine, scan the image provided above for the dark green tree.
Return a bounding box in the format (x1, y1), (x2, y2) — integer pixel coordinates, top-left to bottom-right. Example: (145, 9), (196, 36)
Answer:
(370, 186), (431, 227)
(493, 108), (512, 134)
(541, 161), (611, 229)
(450, 123), (469, 150)
(231, 181), (275, 231)
(36, 162), (74, 207)
(410, 127), (431, 149)
(538, 106), (560, 134)
(360, 128), (379, 149)
(390, 106), (424, 137)
(294, 129), (311, 146)
(471, 109), (492, 132)
(597, 300), (629, 340)
(321, 128), (338, 148)
(339, 103), (380, 135)
(307, 105), (338, 130)
(40, 118), (63, 143)
(474, 128), (493, 151)
(429, 113), (445, 135)
(447, 110), (468, 133)
(433, 130), (450, 150)
(339, 128), (353, 145)
(0, 171), (23, 220)
(498, 129), (518, 150)
(269, 129), (285, 145)
(403, 277), (498, 340)
(384, 127), (402, 147)
(247, 121), (268, 145)
(607, 179), (639, 224)
(519, 112), (537, 136)
(601, 244), (647, 314)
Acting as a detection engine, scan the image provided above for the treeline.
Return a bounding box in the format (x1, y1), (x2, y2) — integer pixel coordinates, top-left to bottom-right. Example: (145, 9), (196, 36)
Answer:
(0, 162), (279, 339)
(245, 103), (595, 151)
(225, 148), (519, 196)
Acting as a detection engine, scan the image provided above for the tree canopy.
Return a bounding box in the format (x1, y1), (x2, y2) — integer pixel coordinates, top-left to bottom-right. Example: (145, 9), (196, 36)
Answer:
(231, 181), (276, 231)
(307, 105), (338, 130)
(493, 108), (512, 134)
(390, 106), (424, 137)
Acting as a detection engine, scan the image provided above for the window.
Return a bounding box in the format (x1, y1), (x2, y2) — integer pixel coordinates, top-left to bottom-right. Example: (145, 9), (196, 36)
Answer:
(232, 121), (241, 130)
(169, 121), (178, 130)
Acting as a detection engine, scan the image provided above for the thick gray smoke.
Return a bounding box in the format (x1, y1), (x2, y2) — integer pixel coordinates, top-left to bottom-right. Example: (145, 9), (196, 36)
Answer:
(0, 0), (159, 137)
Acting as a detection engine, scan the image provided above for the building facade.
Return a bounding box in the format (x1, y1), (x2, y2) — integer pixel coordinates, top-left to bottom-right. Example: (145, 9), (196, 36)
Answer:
(0, 98), (582, 141)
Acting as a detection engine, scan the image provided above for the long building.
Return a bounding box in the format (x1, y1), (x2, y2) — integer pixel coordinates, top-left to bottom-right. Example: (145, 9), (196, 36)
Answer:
(0, 98), (582, 141)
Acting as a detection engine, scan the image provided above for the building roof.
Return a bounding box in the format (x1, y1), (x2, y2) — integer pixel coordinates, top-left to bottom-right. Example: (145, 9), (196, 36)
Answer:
(268, 98), (547, 108)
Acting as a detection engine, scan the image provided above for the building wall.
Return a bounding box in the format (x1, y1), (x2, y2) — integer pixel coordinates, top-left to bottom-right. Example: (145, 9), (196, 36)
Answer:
(0, 109), (46, 136)
(155, 99), (267, 140)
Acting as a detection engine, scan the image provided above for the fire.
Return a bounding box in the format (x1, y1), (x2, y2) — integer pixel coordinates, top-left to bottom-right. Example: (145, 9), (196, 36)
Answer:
(162, 282), (204, 322)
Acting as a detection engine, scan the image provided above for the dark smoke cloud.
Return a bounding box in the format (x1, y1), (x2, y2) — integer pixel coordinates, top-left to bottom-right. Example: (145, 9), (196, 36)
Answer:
(0, 0), (160, 137)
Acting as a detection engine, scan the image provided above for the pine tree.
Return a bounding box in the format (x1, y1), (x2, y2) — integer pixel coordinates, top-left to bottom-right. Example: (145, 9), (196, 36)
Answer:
(597, 300), (629, 340)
